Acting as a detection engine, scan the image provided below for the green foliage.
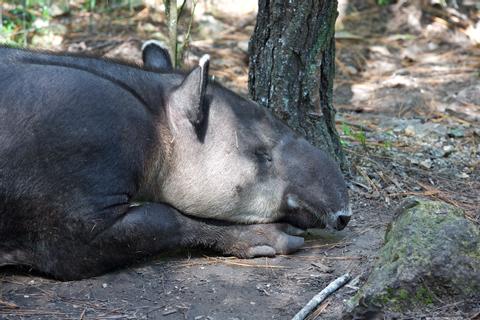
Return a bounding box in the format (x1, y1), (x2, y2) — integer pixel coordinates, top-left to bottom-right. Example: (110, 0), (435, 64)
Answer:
(340, 123), (351, 148)
(341, 122), (352, 136)
(341, 123), (367, 148)
(340, 139), (350, 148)
(382, 130), (395, 149)
(376, 286), (433, 310)
(377, 0), (392, 5)
(415, 287), (434, 305)
(397, 288), (409, 301)
(76, 0), (142, 11)
(0, 0), (57, 45)
(354, 130), (367, 148)
(1, 5), (35, 45)
(0, 0), (144, 46)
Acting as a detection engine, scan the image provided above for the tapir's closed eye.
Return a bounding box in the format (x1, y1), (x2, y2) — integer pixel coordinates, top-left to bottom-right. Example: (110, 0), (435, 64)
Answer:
(254, 149), (272, 162)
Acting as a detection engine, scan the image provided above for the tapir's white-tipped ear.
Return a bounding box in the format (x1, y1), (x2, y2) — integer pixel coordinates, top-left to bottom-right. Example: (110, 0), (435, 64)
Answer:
(199, 54), (210, 69)
(168, 54), (211, 137)
(197, 54), (210, 115)
(141, 39), (165, 52)
(142, 40), (173, 71)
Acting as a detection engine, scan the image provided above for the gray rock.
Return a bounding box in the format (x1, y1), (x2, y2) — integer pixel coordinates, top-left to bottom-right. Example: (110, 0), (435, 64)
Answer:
(442, 145), (455, 157)
(345, 198), (480, 316)
(447, 127), (466, 138)
(419, 158), (432, 169)
(456, 84), (480, 105)
(237, 41), (249, 54)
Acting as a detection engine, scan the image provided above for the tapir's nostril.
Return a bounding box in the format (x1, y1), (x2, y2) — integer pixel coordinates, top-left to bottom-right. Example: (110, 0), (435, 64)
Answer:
(336, 215), (351, 230)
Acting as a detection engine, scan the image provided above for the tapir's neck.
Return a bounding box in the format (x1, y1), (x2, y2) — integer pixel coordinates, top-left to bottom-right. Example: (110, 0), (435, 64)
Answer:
(2, 47), (182, 203)
(135, 114), (175, 203)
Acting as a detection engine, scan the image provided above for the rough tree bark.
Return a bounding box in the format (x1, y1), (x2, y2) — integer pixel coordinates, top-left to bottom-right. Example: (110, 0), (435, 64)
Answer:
(248, 0), (345, 167)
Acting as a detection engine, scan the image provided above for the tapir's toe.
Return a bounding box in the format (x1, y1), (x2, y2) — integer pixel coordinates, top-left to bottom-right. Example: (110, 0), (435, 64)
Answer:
(221, 223), (305, 258)
(247, 245), (276, 257)
(246, 234), (304, 257)
(274, 233), (304, 255)
(283, 235), (304, 254)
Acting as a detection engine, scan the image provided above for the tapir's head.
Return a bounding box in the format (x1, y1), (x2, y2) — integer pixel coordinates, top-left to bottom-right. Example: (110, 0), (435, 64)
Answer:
(143, 42), (351, 230)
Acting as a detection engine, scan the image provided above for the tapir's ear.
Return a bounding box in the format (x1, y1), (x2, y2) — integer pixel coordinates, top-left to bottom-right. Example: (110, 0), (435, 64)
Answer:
(141, 40), (173, 71)
(170, 54), (210, 128)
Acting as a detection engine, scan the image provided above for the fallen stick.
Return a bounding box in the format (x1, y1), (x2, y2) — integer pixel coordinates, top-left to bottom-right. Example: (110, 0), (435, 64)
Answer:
(291, 273), (352, 320)
(0, 299), (18, 309)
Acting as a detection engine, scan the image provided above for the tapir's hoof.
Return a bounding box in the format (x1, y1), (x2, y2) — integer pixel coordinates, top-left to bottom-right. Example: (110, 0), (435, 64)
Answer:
(222, 223), (305, 258)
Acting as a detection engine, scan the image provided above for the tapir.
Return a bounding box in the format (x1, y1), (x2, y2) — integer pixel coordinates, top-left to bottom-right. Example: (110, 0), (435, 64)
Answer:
(0, 43), (351, 280)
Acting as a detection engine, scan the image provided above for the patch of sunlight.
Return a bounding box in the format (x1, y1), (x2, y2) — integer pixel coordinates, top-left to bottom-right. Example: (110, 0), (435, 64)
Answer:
(465, 21), (480, 45)
(351, 83), (375, 102)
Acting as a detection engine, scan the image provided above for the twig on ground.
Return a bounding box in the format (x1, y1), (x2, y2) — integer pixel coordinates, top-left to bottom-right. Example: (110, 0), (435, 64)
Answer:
(305, 300), (330, 320)
(79, 308), (86, 320)
(287, 255), (362, 261)
(291, 273), (352, 320)
(0, 309), (66, 316)
(301, 242), (352, 250)
(351, 180), (371, 192)
(0, 299), (18, 309)
(203, 256), (289, 269)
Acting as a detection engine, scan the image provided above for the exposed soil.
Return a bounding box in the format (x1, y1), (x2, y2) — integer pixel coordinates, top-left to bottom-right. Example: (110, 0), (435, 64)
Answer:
(0, 193), (385, 320)
(1, 1), (479, 319)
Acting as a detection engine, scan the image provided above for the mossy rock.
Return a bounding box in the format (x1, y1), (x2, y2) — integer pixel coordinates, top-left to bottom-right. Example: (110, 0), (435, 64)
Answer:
(345, 197), (479, 316)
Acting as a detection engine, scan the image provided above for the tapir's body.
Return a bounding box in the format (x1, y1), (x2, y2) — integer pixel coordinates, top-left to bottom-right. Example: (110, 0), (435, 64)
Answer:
(0, 45), (350, 279)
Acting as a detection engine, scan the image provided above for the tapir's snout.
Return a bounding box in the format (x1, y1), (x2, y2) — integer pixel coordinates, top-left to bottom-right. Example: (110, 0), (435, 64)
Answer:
(277, 137), (351, 231)
(330, 205), (352, 230)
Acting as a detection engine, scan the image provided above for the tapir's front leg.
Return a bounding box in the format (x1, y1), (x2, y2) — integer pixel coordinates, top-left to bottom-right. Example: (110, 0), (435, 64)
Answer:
(54, 203), (304, 280)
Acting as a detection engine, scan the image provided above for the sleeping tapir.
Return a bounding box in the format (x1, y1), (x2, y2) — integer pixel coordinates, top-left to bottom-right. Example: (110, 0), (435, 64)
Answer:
(0, 43), (351, 280)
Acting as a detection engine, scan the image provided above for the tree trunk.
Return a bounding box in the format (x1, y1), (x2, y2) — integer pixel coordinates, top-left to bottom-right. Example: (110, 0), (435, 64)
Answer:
(248, 0), (345, 168)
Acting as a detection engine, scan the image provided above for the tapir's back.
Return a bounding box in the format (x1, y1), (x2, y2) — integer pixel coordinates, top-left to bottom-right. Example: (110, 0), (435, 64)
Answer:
(0, 52), (157, 244)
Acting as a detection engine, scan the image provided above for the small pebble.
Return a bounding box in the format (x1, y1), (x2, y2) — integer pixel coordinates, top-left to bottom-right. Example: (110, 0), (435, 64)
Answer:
(442, 145), (455, 157)
(420, 159), (432, 169)
(447, 127), (465, 138)
(404, 125), (416, 137)
(163, 309), (177, 316)
(456, 172), (469, 178)
(346, 65), (358, 75)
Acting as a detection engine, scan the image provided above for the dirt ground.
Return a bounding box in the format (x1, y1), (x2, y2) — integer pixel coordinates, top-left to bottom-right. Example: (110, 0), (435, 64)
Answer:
(0, 193), (385, 320)
(1, 1), (479, 319)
